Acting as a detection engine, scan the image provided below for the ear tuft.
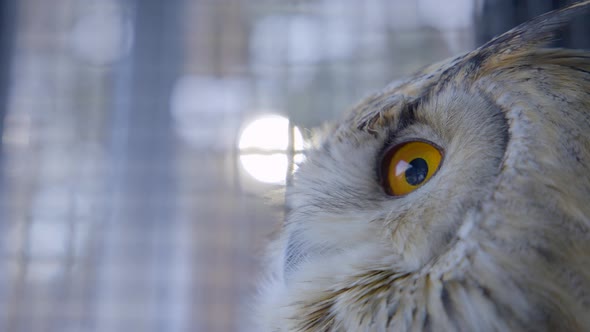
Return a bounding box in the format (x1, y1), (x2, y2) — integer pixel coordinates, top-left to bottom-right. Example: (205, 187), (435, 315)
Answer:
(478, 1), (590, 56)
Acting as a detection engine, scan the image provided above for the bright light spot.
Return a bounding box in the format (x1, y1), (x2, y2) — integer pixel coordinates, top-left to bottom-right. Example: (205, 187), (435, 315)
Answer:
(239, 115), (304, 151)
(239, 115), (304, 184)
(395, 160), (410, 177)
(240, 154), (289, 184)
(294, 153), (305, 165)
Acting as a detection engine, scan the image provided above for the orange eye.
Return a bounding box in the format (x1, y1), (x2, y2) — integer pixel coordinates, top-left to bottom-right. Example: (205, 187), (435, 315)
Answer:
(381, 140), (443, 196)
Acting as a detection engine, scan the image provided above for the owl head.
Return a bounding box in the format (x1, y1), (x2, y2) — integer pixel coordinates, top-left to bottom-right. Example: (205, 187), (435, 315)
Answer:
(257, 2), (590, 331)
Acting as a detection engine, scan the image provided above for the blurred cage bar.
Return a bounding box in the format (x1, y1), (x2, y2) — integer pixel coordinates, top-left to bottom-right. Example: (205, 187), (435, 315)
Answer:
(0, 0), (588, 332)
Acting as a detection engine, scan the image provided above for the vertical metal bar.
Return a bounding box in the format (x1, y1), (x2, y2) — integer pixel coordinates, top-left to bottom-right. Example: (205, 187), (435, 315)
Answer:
(0, 0), (17, 153)
(96, 0), (184, 331)
(0, 1), (20, 330)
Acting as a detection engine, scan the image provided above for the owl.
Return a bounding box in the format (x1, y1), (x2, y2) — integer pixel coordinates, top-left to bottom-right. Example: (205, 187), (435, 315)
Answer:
(256, 2), (590, 331)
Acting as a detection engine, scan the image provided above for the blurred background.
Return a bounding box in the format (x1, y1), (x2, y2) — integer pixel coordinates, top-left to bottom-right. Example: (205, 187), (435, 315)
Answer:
(0, 0), (587, 331)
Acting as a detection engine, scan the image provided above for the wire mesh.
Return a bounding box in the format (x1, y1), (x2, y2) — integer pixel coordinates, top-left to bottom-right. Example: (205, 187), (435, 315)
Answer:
(6, 0), (585, 331)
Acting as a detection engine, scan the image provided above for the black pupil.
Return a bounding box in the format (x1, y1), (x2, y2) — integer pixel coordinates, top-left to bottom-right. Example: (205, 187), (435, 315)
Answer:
(405, 158), (428, 186)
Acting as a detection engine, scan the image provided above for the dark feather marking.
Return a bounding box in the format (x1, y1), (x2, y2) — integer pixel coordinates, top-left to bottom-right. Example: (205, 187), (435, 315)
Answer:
(298, 271), (412, 331)
(566, 65), (590, 75)
(440, 283), (450, 308)
(396, 98), (419, 131)
(466, 51), (486, 70)
(386, 299), (399, 327)
(423, 311), (432, 332)
(440, 283), (456, 323)
(534, 245), (556, 263)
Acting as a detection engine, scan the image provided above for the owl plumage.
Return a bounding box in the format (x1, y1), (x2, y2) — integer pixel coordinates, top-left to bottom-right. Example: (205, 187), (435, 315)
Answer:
(257, 2), (590, 331)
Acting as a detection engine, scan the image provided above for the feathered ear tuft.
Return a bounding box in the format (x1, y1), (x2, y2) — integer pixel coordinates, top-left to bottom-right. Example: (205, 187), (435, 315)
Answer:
(456, 1), (590, 80)
(479, 0), (590, 56)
